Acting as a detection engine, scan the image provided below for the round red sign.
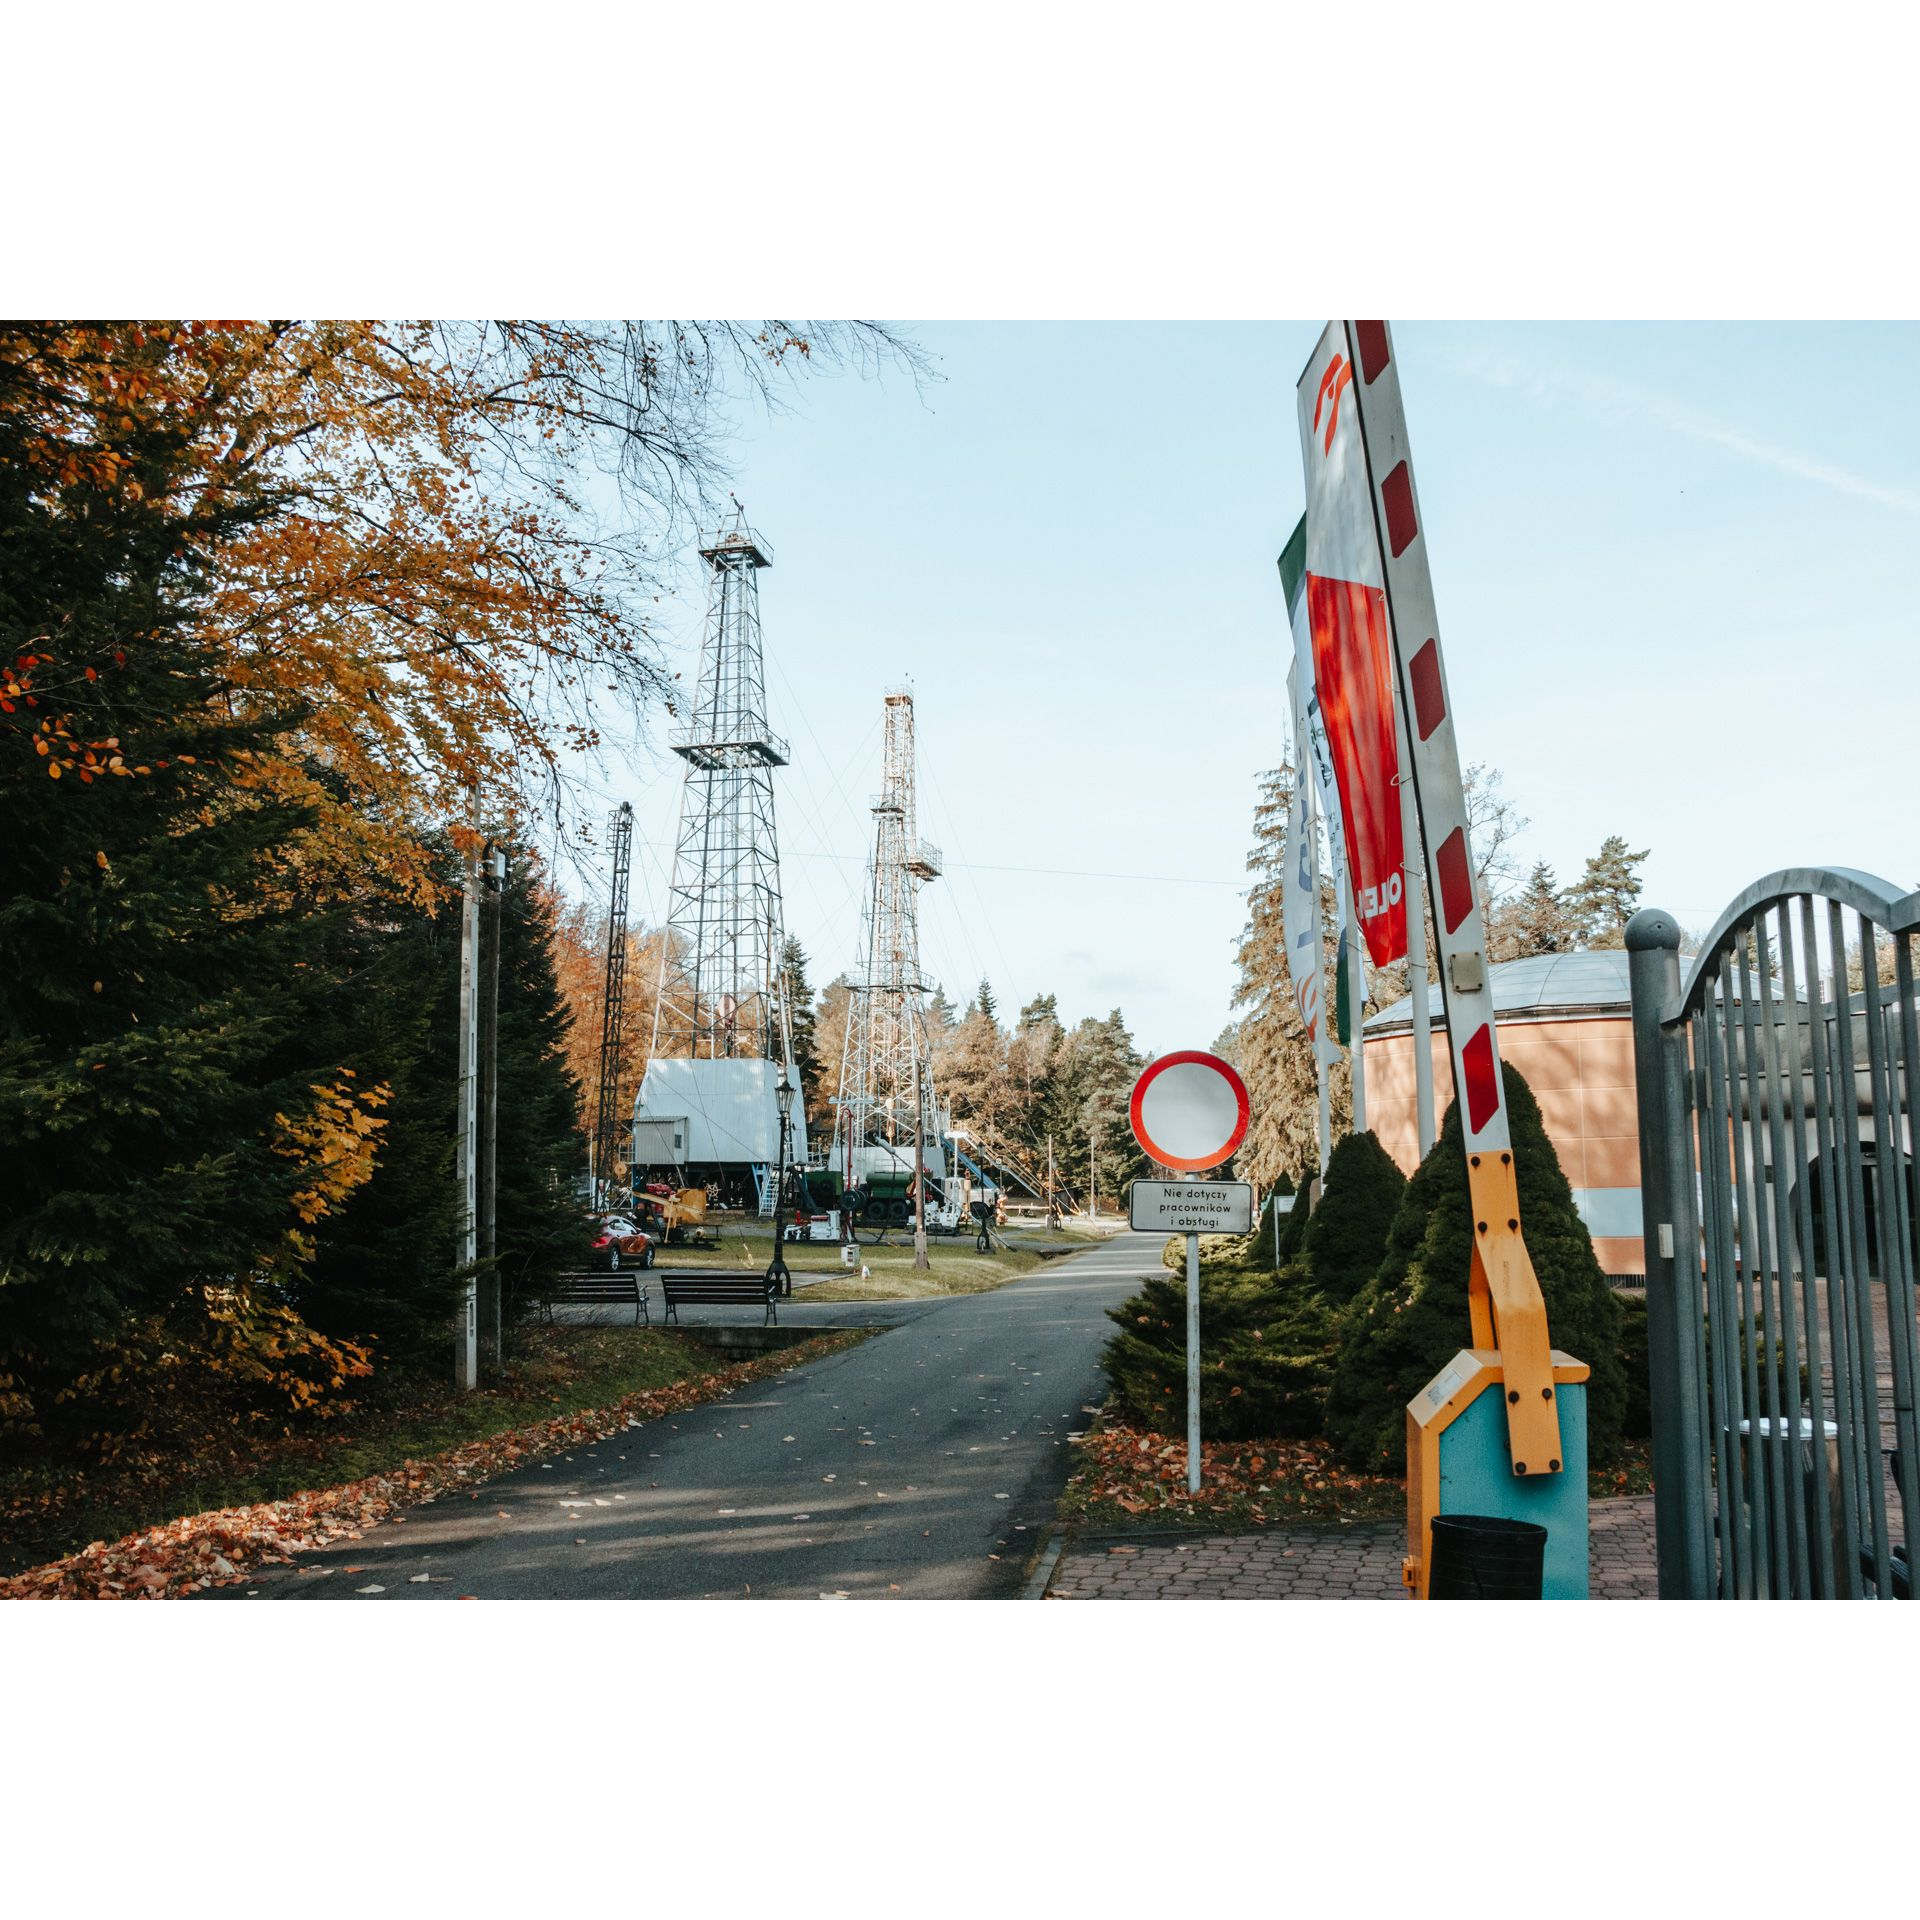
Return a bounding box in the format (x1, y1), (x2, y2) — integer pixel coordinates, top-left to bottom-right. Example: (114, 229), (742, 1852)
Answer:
(1128, 1051), (1250, 1172)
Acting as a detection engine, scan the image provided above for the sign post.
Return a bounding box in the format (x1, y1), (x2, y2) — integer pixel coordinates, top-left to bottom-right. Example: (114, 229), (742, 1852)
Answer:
(1127, 1051), (1251, 1494)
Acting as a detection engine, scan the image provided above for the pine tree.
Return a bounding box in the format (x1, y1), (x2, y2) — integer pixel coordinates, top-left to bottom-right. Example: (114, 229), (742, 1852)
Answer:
(1053, 1010), (1149, 1198)
(1489, 861), (1581, 961)
(1565, 835), (1650, 950)
(493, 856), (588, 1306)
(778, 936), (821, 1128)
(974, 978), (998, 1022)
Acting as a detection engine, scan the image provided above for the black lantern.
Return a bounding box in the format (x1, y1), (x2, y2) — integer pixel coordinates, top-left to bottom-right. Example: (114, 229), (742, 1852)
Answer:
(767, 1069), (795, 1296)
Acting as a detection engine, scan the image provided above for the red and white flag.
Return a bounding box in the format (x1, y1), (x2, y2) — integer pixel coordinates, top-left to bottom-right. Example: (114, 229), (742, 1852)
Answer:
(1295, 334), (1407, 970)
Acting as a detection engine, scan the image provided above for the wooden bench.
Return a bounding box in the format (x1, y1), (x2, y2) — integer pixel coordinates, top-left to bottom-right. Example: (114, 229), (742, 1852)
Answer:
(659, 1270), (779, 1327)
(541, 1271), (651, 1325)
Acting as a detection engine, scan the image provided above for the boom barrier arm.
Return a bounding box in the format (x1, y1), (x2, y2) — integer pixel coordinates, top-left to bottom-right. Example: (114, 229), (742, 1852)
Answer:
(1332, 320), (1563, 1477)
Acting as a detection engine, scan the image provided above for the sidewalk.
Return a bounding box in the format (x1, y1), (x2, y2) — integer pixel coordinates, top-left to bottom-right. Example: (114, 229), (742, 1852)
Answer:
(1045, 1494), (1660, 1599)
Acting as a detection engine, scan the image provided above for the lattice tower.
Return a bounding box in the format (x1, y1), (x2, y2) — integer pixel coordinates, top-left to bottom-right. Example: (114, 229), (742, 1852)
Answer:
(649, 514), (793, 1065)
(835, 688), (944, 1180)
(592, 801), (634, 1203)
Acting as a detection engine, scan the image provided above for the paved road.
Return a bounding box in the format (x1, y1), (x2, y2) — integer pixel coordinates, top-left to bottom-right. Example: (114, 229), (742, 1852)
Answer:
(221, 1233), (1159, 1600)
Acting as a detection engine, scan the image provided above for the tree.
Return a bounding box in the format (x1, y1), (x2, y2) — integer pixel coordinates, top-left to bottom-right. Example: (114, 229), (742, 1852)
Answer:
(5, 322), (927, 905)
(810, 974), (859, 1143)
(0, 324), (378, 1445)
(1323, 1064), (1627, 1473)
(1489, 861), (1581, 962)
(1051, 1009), (1149, 1199)
(1230, 764), (1351, 1189)
(974, 978), (998, 1023)
(778, 937), (821, 1130)
(490, 857), (589, 1304)
(1565, 835), (1650, 949)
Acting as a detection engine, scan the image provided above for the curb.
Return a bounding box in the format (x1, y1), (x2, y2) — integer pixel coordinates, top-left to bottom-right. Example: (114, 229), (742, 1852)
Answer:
(1021, 1528), (1068, 1600)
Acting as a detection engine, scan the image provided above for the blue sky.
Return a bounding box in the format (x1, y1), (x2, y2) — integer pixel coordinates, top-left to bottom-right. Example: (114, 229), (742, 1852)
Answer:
(582, 322), (1920, 1058)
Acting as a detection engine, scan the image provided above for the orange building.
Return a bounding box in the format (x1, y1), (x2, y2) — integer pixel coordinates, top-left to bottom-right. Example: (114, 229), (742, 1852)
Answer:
(1363, 951), (1645, 1278)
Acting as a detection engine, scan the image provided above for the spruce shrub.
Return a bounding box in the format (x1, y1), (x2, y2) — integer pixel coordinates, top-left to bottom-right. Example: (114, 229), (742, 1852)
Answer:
(1101, 1271), (1337, 1441)
(1323, 1065), (1628, 1473)
(1274, 1179), (1312, 1262)
(1300, 1130), (1405, 1307)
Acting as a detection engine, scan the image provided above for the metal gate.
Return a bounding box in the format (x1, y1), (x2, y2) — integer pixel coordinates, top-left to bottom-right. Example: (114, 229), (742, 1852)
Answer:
(1627, 871), (1917, 1598)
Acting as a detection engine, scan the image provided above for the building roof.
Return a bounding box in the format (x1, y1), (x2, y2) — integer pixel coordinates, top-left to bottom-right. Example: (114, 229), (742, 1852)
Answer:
(1365, 948), (1632, 1034)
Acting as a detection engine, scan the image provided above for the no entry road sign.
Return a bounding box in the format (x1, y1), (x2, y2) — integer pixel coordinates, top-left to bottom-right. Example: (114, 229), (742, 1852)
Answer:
(1127, 1049), (1253, 1497)
(1129, 1050), (1249, 1172)
(1129, 1179), (1253, 1235)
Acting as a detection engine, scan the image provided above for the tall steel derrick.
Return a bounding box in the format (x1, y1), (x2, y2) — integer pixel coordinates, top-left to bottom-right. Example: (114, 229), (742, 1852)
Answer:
(590, 802), (634, 1206)
(649, 516), (793, 1067)
(835, 688), (943, 1182)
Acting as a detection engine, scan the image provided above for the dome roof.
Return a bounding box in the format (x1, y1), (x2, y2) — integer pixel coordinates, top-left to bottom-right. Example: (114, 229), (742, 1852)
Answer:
(1365, 948), (1632, 1034)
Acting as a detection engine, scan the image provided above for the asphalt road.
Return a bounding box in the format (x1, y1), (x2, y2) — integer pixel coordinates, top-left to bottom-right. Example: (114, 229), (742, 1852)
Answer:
(219, 1232), (1159, 1601)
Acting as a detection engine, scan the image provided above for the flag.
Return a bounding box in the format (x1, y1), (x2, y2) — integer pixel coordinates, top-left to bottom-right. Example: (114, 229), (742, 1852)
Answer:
(1295, 338), (1407, 970)
(1281, 659), (1324, 1051)
(1282, 517), (1349, 1065)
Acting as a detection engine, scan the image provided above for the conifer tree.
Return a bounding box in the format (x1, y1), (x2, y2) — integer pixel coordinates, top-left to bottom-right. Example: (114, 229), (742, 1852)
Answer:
(1565, 835), (1650, 950)
(1490, 861), (1581, 961)
(778, 936), (821, 1127)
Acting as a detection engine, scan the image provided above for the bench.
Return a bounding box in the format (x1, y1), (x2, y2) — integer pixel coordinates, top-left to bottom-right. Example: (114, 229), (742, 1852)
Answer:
(659, 1270), (779, 1327)
(542, 1271), (651, 1325)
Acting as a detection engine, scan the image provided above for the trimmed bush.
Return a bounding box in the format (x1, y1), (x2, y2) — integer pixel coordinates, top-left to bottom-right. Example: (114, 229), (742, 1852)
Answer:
(1101, 1271), (1337, 1441)
(1323, 1065), (1628, 1473)
(1299, 1130), (1406, 1307)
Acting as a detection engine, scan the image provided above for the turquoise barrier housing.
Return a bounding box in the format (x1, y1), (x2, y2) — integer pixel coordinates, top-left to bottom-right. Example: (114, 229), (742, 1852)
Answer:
(1436, 1382), (1590, 1598)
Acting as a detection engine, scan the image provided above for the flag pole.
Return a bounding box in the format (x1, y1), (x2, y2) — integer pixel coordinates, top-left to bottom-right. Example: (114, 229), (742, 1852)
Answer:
(1346, 871), (1368, 1134)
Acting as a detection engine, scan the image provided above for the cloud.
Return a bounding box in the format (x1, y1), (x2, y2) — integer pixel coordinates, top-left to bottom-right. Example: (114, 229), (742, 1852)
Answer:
(1449, 344), (1920, 519)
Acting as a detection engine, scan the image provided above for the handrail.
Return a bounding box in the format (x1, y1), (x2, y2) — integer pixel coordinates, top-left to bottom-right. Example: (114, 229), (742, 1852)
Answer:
(1662, 866), (1920, 1025)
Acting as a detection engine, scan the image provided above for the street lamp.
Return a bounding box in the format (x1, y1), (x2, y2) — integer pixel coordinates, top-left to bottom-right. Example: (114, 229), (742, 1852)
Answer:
(768, 1068), (795, 1298)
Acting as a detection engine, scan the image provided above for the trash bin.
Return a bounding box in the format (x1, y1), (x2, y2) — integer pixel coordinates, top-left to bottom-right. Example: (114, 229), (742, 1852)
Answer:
(1428, 1514), (1548, 1599)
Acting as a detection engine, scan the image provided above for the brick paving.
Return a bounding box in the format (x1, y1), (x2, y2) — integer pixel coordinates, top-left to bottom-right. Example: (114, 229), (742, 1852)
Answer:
(1046, 1493), (1660, 1599)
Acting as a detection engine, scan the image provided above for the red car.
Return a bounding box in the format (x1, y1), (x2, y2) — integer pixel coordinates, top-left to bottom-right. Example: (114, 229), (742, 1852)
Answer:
(589, 1213), (658, 1271)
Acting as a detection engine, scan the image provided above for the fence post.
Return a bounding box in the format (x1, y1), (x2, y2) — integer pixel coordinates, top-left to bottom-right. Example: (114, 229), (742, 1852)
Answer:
(1626, 908), (1713, 1597)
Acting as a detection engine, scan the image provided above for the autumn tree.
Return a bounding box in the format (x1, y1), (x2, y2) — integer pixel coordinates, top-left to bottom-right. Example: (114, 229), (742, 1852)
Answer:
(1230, 764), (1351, 1189)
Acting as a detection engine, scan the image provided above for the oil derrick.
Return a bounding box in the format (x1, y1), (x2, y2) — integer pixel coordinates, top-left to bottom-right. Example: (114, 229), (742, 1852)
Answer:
(591, 801), (633, 1208)
(835, 687), (943, 1187)
(633, 511), (801, 1208)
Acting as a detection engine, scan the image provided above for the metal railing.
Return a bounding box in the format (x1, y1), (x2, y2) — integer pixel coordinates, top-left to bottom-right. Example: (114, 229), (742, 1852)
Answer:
(1628, 870), (1918, 1598)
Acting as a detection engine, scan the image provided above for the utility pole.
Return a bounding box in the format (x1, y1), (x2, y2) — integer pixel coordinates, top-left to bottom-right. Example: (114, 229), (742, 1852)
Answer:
(455, 789), (480, 1391)
(479, 841), (506, 1376)
(1047, 1133), (1058, 1229)
(1088, 1132), (1096, 1220)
